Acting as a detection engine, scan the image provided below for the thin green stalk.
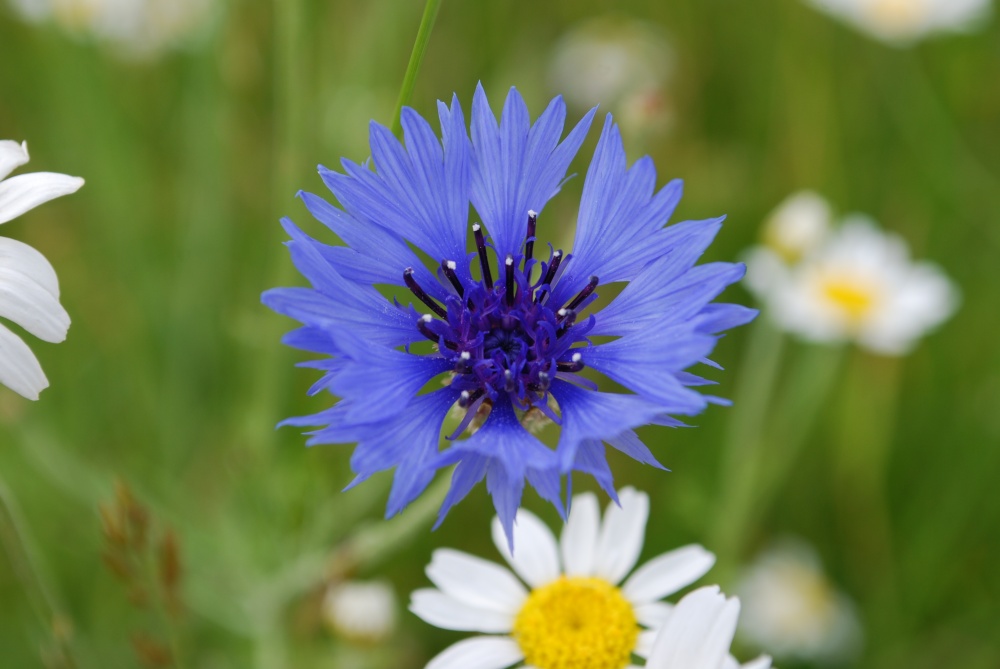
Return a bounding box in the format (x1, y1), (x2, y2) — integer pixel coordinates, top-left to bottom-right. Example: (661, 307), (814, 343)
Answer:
(833, 351), (902, 615)
(710, 317), (786, 569)
(0, 476), (79, 667)
(390, 0), (444, 137)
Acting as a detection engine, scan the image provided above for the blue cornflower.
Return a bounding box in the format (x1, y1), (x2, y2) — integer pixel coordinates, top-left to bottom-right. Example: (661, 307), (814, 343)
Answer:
(263, 85), (755, 546)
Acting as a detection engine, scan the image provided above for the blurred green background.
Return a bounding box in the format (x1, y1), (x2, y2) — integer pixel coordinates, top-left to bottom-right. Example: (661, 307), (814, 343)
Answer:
(1, 0), (999, 667)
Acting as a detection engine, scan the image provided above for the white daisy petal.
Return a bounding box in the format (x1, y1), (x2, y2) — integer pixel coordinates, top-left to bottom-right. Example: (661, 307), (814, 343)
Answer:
(635, 601), (673, 627)
(426, 549), (528, 614)
(594, 487), (649, 584)
(491, 512), (560, 588)
(737, 656), (772, 669)
(0, 322), (48, 400)
(0, 140), (30, 181)
(560, 491), (600, 576)
(0, 237), (60, 298)
(0, 267), (70, 342)
(0, 172), (85, 225)
(409, 589), (514, 634)
(635, 629), (658, 658)
(623, 544), (716, 604)
(646, 586), (739, 669)
(426, 636), (524, 669)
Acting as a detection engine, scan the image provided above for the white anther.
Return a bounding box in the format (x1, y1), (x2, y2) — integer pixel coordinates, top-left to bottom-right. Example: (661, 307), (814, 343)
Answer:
(572, 352), (582, 363)
(446, 260), (457, 270)
(472, 223), (481, 232)
(460, 351), (471, 360)
(421, 314), (433, 323)
(528, 209), (537, 218)
(557, 308), (568, 317)
(553, 250), (562, 257)
(504, 369), (512, 377)
(505, 256), (514, 266)
(461, 390), (470, 400)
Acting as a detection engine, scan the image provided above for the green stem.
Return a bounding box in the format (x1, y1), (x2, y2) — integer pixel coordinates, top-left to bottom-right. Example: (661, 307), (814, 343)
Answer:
(390, 0), (444, 137)
(710, 317), (785, 569)
(0, 476), (79, 667)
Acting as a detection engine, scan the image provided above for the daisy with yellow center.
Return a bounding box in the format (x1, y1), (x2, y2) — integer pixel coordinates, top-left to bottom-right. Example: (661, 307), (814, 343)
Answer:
(736, 540), (862, 664)
(746, 198), (957, 355)
(410, 488), (719, 669)
(804, 0), (991, 44)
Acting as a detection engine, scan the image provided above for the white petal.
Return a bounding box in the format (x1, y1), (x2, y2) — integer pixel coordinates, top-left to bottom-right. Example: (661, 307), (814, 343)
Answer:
(0, 140), (29, 181)
(491, 512), (560, 588)
(594, 487), (649, 585)
(426, 636), (524, 669)
(634, 629), (658, 658)
(0, 267), (70, 342)
(0, 322), (48, 400)
(623, 544), (716, 605)
(646, 586), (739, 669)
(560, 492), (600, 576)
(426, 549), (527, 614)
(635, 601), (673, 627)
(409, 589), (514, 633)
(0, 237), (60, 298)
(738, 656), (772, 669)
(0, 172), (84, 225)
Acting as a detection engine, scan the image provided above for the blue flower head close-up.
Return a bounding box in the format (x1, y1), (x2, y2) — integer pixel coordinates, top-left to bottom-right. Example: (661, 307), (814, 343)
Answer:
(262, 84), (756, 548)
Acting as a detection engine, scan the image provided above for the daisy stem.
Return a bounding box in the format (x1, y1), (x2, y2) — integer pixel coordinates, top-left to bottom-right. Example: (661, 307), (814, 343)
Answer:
(0, 476), (79, 667)
(390, 0), (444, 137)
(832, 351), (902, 616)
(709, 318), (785, 569)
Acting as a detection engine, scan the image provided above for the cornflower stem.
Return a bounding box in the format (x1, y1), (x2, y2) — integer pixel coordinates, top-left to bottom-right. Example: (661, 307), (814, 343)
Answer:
(832, 351), (902, 616)
(390, 0), (444, 137)
(0, 475), (79, 667)
(710, 317), (785, 572)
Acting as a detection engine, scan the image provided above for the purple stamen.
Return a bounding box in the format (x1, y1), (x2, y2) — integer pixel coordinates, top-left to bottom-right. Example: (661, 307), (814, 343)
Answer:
(504, 255), (515, 307)
(441, 260), (464, 297)
(534, 250), (563, 304)
(563, 275), (599, 312)
(405, 268), (447, 318)
(524, 210), (537, 265)
(473, 223), (493, 287)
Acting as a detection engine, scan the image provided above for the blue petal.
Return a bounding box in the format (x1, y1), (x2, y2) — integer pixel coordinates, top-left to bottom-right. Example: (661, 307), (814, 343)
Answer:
(580, 323), (717, 413)
(324, 345), (451, 423)
(552, 380), (664, 471)
(572, 439), (617, 499)
(298, 190), (450, 301)
(471, 85), (596, 259)
(694, 303), (758, 334)
(433, 396), (560, 550)
(592, 259), (747, 337)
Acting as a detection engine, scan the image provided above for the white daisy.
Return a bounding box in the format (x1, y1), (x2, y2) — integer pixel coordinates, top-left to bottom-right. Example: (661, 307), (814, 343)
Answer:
(7, 0), (214, 59)
(743, 191), (832, 299)
(645, 586), (773, 669)
(548, 17), (674, 138)
(763, 216), (957, 354)
(0, 140), (83, 400)
(735, 540), (862, 665)
(410, 487), (717, 669)
(805, 0), (991, 44)
(323, 579), (398, 644)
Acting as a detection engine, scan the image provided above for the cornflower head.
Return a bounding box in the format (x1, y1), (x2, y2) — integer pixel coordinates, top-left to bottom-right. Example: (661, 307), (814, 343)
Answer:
(263, 86), (755, 545)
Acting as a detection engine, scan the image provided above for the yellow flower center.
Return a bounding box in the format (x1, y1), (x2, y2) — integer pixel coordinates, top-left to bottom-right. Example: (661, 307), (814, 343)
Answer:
(818, 275), (879, 324)
(867, 0), (926, 34)
(512, 576), (639, 669)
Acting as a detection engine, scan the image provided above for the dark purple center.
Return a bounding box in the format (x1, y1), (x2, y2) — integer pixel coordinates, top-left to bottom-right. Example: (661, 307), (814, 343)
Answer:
(404, 212), (598, 426)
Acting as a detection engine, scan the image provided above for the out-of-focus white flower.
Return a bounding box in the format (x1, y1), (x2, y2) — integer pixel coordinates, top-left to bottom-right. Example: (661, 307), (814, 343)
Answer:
(411, 487), (719, 669)
(323, 580), (398, 644)
(745, 195), (958, 355)
(7, 0), (215, 58)
(548, 17), (674, 137)
(0, 140), (82, 400)
(645, 586), (772, 669)
(805, 0), (992, 44)
(736, 540), (862, 665)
